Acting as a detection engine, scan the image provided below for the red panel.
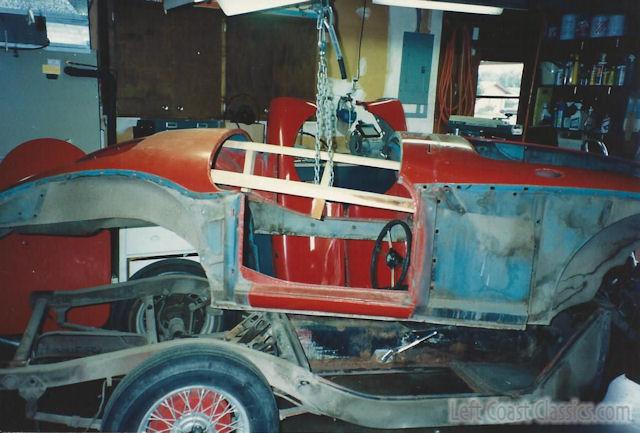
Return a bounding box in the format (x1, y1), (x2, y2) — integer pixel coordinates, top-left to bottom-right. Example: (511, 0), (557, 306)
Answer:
(0, 232), (111, 334)
(400, 138), (640, 193)
(358, 99), (407, 132)
(8, 129), (250, 193)
(0, 138), (111, 334)
(243, 269), (414, 318)
(267, 98), (347, 286)
(0, 138), (85, 190)
(266, 97), (317, 147)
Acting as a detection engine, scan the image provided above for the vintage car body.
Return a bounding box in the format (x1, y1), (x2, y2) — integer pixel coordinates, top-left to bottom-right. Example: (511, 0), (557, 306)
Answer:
(2, 98), (640, 432)
(1, 97), (639, 332)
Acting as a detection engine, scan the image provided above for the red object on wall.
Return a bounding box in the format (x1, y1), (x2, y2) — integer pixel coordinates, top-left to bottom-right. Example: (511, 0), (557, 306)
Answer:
(0, 139), (112, 334)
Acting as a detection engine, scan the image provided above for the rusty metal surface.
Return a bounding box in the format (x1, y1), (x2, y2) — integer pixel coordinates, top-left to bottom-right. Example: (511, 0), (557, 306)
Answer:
(414, 184), (640, 329)
(1, 128), (639, 327)
(0, 308), (611, 429)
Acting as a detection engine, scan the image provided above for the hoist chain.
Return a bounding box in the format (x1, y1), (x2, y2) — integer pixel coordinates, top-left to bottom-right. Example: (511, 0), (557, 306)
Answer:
(314, 2), (336, 186)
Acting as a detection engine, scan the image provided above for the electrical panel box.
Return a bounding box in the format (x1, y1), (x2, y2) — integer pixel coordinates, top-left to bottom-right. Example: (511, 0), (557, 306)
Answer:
(398, 32), (434, 105)
(0, 13), (47, 48)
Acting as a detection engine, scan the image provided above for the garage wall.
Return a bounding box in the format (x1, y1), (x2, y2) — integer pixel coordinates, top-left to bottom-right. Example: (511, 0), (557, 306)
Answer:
(327, 0), (390, 100)
(110, 0), (224, 120)
(325, 0), (442, 134)
(0, 49), (101, 158)
(386, 8), (442, 133)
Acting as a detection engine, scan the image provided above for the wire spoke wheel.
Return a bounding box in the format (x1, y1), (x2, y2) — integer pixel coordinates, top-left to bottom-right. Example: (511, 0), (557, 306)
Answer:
(102, 346), (279, 433)
(140, 385), (249, 433)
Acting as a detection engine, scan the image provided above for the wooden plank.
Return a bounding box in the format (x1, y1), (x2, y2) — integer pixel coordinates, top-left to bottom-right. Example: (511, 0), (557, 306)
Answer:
(310, 161), (333, 219)
(241, 149), (256, 193)
(211, 170), (415, 213)
(223, 140), (401, 170)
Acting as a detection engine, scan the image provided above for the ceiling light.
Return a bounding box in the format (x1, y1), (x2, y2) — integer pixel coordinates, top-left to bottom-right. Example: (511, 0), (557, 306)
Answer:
(215, 0), (310, 15)
(372, 0), (503, 15)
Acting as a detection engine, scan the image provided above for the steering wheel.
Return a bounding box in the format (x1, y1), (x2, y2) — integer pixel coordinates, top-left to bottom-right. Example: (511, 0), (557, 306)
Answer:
(370, 220), (413, 290)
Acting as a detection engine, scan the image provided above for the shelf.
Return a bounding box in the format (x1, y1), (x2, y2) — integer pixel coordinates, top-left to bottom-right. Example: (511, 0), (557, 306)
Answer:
(536, 85), (630, 99)
(538, 85), (626, 92)
(544, 36), (626, 45)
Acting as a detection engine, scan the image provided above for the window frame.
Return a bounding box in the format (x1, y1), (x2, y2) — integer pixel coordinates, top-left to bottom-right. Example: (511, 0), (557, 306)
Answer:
(474, 60), (525, 124)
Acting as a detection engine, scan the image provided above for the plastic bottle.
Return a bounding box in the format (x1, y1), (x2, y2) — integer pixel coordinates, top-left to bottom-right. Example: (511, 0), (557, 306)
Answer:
(625, 54), (637, 89)
(555, 102), (565, 128)
(570, 54), (580, 85)
(565, 55), (574, 85)
(623, 97), (636, 140)
(600, 113), (611, 134)
(556, 67), (565, 86)
(594, 53), (607, 85)
(584, 106), (595, 132)
(616, 65), (627, 86)
(589, 65), (597, 86)
(564, 102), (575, 129)
(541, 103), (552, 124)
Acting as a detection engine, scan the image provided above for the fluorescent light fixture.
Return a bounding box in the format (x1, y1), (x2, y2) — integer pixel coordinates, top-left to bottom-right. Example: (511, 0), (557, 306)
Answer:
(216, 0), (310, 16)
(372, 0), (503, 15)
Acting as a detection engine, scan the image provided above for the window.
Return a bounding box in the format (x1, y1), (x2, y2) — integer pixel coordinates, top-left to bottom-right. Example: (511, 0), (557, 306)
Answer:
(474, 61), (524, 125)
(46, 19), (90, 49)
(0, 0), (90, 50)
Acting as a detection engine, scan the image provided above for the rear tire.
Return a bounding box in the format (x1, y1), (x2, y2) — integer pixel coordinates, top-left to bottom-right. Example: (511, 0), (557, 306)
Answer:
(101, 346), (279, 433)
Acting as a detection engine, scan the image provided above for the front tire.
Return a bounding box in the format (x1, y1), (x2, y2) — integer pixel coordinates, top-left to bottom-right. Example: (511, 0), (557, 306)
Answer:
(102, 346), (279, 433)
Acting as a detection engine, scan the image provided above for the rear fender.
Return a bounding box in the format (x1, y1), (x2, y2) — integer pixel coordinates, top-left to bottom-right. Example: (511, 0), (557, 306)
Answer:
(0, 171), (242, 299)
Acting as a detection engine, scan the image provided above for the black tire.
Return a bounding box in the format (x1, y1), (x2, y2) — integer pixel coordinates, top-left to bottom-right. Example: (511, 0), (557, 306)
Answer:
(109, 259), (224, 337)
(102, 346), (279, 433)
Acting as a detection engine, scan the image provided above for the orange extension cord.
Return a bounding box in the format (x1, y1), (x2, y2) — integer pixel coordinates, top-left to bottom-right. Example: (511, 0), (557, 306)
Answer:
(436, 25), (476, 132)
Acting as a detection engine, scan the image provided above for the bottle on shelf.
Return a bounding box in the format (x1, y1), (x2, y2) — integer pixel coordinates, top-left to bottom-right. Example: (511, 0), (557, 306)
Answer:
(593, 53), (607, 86)
(616, 64), (626, 86)
(624, 54), (636, 89)
(554, 101), (565, 128)
(563, 102), (575, 129)
(570, 54), (580, 85)
(569, 102), (585, 131)
(580, 62), (588, 86)
(556, 67), (565, 86)
(600, 113), (611, 134)
(584, 106), (596, 132)
(541, 103), (553, 124)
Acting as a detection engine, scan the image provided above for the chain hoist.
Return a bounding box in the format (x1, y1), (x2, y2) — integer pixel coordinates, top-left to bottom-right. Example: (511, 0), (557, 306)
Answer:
(313, 1), (345, 187)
